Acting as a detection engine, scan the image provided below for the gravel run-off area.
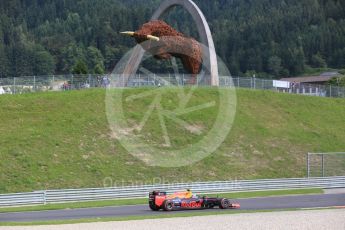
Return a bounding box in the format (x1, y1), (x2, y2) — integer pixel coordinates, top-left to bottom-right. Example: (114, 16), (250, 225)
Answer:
(1, 209), (345, 230)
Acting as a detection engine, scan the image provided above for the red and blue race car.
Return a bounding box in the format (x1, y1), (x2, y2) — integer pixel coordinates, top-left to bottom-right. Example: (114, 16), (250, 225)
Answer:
(149, 190), (240, 211)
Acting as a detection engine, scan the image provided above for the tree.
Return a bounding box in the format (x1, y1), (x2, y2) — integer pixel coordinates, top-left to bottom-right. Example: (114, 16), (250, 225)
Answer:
(94, 63), (104, 74)
(61, 43), (85, 73)
(72, 59), (88, 74)
(32, 46), (55, 75)
(311, 52), (327, 68)
(0, 45), (10, 78)
(285, 46), (306, 76)
(104, 45), (130, 71)
(1, 0), (345, 78)
(11, 44), (34, 77)
(244, 70), (258, 78)
(268, 56), (282, 77)
(328, 76), (345, 87)
(86, 46), (105, 74)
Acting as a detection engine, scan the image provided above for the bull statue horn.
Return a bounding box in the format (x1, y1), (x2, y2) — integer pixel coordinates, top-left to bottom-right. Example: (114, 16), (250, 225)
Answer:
(146, 35), (160, 41)
(120, 31), (135, 36)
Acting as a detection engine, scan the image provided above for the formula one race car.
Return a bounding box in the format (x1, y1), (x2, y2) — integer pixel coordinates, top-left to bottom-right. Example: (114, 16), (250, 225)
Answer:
(149, 190), (240, 211)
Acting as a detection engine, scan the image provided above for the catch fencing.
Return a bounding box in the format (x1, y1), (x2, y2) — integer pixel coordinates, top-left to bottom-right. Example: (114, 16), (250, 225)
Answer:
(0, 74), (344, 98)
(307, 153), (345, 178)
(1, 176), (344, 207)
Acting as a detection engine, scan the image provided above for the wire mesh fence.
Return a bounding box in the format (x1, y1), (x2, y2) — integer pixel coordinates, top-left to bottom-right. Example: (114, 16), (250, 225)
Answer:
(0, 74), (344, 98)
(307, 153), (345, 177)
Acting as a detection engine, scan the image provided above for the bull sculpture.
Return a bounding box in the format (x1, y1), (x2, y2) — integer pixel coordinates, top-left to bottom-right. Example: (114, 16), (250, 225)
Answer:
(121, 20), (202, 84)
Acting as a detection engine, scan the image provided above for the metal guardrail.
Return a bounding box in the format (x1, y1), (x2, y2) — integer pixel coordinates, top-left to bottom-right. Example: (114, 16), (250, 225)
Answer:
(0, 191), (45, 207)
(0, 176), (344, 207)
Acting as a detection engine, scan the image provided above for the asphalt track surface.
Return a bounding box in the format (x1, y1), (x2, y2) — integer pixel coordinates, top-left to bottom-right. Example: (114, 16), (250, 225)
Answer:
(1, 194), (344, 222)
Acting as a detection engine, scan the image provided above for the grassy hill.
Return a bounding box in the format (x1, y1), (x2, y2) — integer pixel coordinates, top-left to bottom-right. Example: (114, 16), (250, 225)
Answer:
(0, 88), (344, 193)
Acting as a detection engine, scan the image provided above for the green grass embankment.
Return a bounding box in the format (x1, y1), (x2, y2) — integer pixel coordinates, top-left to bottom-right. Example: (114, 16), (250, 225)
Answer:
(0, 88), (344, 193)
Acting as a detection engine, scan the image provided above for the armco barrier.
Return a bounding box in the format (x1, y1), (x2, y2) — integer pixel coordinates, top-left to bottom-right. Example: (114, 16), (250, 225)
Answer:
(0, 176), (344, 207)
(0, 191), (45, 207)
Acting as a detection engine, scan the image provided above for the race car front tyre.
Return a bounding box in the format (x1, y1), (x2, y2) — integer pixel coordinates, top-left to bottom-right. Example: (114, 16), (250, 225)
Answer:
(219, 198), (230, 209)
(163, 200), (174, 211)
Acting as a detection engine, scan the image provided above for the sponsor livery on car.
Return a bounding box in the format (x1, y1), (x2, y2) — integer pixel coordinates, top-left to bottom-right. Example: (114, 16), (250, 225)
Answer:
(149, 190), (240, 211)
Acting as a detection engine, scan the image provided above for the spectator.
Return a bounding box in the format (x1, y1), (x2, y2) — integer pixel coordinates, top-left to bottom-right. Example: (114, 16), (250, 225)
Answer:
(291, 81), (296, 88)
(62, 81), (70, 91)
(102, 75), (110, 88)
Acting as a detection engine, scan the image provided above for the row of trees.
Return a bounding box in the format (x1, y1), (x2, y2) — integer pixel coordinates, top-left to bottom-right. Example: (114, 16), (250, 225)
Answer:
(0, 0), (344, 78)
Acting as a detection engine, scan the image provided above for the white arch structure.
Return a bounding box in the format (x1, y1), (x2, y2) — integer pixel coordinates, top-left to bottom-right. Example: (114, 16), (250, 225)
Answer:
(122, 0), (219, 86)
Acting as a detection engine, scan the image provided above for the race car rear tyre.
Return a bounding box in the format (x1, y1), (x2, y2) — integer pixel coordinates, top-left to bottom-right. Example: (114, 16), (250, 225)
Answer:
(219, 198), (230, 209)
(163, 200), (174, 211)
(149, 203), (160, 211)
